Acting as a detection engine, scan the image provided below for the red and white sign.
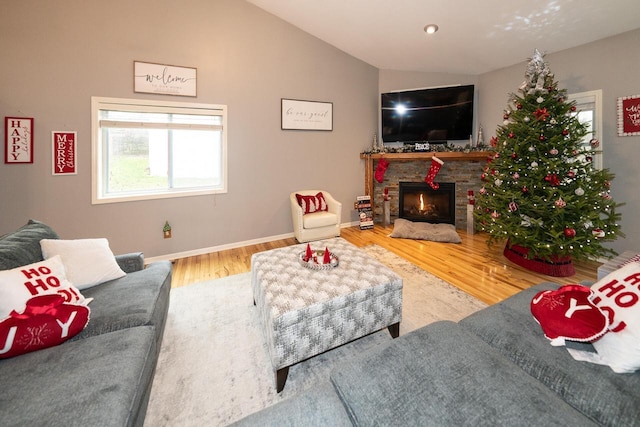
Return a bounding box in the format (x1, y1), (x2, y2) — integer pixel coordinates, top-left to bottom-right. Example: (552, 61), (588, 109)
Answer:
(4, 117), (34, 164)
(52, 131), (77, 175)
(618, 95), (640, 136)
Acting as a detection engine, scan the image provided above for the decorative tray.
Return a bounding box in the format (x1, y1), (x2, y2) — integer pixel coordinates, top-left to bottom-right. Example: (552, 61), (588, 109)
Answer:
(298, 249), (339, 270)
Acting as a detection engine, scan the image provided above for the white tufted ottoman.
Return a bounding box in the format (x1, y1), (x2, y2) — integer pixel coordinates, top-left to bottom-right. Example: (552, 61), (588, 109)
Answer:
(251, 238), (403, 392)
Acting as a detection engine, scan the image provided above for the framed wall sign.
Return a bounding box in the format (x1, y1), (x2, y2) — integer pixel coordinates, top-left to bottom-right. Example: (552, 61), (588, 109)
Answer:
(4, 117), (34, 164)
(134, 61), (197, 97)
(617, 95), (640, 136)
(52, 131), (77, 175)
(281, 99), (333, 131)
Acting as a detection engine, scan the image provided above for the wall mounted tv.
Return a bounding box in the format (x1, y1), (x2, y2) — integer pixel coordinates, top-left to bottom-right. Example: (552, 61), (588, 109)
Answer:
(381, 84), (474, 144)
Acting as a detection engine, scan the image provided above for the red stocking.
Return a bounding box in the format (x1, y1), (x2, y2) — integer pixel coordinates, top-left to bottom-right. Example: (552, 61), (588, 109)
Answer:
(424, 156), (444, 190)
(374, 158), (389, 183)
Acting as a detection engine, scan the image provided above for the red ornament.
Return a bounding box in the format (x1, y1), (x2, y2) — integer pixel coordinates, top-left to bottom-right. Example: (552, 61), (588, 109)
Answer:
(494, 152), (500, 159)
(554, 198), (567, 209)
(481, 173), (487, 180)
(558, 97), (564, 103)
(509, 132), (515, 138)
(539, 134), (546, 141)
(490, 136), (498, 147)
(590, 138), (600, 148)
(566, 171), (576, 178)
(508, 201), (518, 212)
(562, 129), (569, 136)
(563, 227), (576, 238)
(521, 186), (529, 193)
(517, 104), (523, 110)
(592, 228), (605, 238)
(511, 152), (517, 159)
(503, 113), (510, 120)
(571, 105), (577, 112)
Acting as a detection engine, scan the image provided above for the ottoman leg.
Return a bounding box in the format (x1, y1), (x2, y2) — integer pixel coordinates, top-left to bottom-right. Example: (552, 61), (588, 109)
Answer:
(276, 366), (290, 393)
(388, 322), (400, 338)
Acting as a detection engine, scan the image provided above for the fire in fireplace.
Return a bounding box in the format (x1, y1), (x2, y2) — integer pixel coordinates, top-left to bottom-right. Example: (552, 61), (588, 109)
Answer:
(398, 181), (455, 224)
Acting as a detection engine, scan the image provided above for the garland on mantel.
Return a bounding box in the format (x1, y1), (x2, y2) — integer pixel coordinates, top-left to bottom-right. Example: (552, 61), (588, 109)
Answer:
(361, 142), (490, 155)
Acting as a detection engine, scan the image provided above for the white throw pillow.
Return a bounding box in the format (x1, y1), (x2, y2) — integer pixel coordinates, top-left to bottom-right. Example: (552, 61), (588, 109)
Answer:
(40, 238), (126, 290)
(0, 255), (85, 319)
(570, 262), (640, 373)
(585, 261), (640, 373)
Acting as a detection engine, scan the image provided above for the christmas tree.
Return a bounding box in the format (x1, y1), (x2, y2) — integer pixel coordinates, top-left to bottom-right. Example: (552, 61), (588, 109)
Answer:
(474, 49), (623, 269)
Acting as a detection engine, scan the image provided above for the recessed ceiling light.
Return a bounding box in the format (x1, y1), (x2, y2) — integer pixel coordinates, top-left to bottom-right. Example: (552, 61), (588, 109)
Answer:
(424, 24), (439, 34)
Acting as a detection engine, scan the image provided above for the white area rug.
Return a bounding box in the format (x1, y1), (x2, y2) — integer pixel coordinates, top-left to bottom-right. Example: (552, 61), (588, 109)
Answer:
(144, 245), (487, 426)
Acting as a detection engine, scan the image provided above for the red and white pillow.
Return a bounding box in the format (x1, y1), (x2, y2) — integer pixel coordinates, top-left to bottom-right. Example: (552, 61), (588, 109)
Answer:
(0, 256), (90, 359)
(0, 294), (89, 359)
(531, 284), (609, 346)
(585, 261), (640, 373)
(296, 192), (328, 214)
(531, 261), (640, 373)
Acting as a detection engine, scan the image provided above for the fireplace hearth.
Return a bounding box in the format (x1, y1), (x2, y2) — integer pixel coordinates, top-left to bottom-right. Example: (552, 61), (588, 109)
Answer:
(399, 182), (455, 225)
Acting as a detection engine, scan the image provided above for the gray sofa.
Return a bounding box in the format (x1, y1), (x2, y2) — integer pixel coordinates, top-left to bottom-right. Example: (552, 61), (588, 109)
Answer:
(234, 282), (640, 426)
(0, 220), (172, 427)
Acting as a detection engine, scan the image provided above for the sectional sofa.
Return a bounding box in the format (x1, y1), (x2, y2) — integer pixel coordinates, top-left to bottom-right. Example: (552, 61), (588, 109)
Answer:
(234, 281), (640, 426)
(0, 220), (171, 427)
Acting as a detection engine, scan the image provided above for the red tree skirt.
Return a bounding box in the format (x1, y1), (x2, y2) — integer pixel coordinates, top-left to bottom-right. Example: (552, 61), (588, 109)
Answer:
(503, 241), (575, 277)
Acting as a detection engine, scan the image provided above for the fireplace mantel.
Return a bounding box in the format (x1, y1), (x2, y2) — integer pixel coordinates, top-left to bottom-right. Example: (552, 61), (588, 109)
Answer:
(360, 151), (491, 162)
(360, 151), (491, 196)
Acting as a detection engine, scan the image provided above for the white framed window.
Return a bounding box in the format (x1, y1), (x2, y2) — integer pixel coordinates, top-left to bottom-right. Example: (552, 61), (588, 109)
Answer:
(568, 89), (602, 170)
(91, 97), (227, 204)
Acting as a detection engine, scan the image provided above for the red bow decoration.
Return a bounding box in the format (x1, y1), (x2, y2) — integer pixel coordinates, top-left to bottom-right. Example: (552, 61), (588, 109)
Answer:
(544, 173), (561, 186)
(534, 107), (550, 121)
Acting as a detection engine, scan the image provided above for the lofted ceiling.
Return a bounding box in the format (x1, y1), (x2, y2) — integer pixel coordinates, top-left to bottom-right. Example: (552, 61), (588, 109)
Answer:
(246, 0), (640, 75)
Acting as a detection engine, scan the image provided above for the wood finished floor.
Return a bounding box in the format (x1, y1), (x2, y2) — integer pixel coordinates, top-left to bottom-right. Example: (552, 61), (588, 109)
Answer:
(170, 225), (601, 305)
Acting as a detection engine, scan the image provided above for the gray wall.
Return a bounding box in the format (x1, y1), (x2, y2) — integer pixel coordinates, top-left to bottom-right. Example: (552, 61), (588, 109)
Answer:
(0, 0), (378, 257)
(478, 29), (640, 255)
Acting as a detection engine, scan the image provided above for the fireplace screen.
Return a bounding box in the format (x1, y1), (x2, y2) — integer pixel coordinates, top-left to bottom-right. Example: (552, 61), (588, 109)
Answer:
(398, 182), (455, 224)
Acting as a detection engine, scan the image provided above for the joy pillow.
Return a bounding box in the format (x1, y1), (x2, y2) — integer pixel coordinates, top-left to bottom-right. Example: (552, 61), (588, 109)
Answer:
(531, 284), (609, 346)
(588, 262), (640, 373)
(0, 255), (85, 320)
(296, 192), (328, 214)
(41, 238), (125, 290)
(0, 294), (90, 359)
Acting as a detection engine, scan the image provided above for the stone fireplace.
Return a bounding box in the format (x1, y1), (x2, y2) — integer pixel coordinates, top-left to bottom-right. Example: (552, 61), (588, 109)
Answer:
(399, 182), (455, 225)
(361, 152), (489, 230)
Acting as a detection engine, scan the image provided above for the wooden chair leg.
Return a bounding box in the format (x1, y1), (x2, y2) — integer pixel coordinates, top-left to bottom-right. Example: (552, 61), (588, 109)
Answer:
(388, 322), (400, 338)
(276, 366), (289, 393)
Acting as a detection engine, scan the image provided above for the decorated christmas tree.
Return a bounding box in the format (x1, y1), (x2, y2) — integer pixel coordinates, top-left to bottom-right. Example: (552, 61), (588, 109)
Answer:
(474, 50), (623, 276)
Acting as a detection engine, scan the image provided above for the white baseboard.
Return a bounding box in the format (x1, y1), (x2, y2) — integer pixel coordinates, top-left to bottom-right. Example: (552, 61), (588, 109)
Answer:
(145, 221), (360, 264)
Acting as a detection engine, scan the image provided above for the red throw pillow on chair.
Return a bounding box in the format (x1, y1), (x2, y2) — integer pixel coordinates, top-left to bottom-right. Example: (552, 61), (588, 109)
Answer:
(296, 192), (328, 214)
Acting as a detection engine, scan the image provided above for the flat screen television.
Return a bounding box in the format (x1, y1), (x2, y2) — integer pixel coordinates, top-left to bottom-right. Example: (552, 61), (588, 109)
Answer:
(381, 84), (474, 144)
